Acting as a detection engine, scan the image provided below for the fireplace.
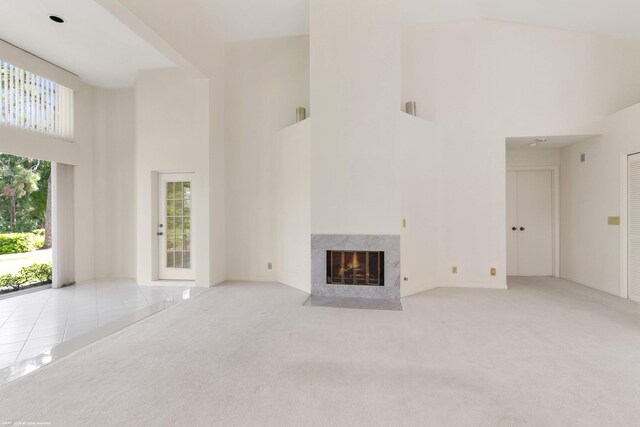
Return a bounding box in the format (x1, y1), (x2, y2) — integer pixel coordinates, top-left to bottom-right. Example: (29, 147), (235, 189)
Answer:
(326, 250), (384, 286)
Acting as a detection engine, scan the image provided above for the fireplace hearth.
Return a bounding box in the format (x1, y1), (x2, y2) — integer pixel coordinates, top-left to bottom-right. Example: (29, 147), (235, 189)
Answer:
(326, 250), (384, 286)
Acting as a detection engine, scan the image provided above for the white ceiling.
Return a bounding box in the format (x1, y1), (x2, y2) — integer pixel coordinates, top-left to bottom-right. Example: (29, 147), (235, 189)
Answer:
(506, 135), (600, 150)
(3, 0), (640, 87)
(0, 0), (173, 88)
(203, 0), (640, 42)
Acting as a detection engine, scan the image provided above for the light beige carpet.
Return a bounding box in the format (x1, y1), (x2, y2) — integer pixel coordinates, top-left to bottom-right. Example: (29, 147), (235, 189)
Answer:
(1, 278), (640, 426)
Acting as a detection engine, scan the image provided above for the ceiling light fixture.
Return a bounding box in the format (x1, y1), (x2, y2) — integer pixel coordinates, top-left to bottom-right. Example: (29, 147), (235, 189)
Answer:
(529, 142), (538, 147)
(535, 138), (547, 143)
(49, 15), (64, 24)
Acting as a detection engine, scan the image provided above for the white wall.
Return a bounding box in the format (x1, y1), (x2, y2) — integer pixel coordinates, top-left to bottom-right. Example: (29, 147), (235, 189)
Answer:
(402, 20), (640, 288)
(135, 68), (211, 286)
(275, 120), (311, 293)
(310, 0), (401, 235)
(506, 149), (561, 168)
(399, 114), (439, 297)
(93, 88), (136, 279)
(560, 104), (640, 296)
(120, 0), (227, 285)
(225, 36), (309, 281)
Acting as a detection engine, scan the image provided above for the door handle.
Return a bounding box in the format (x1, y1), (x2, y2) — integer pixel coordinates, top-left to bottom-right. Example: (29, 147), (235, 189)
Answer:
(511, 227), (517, 231)
(520, 227), (525, 231)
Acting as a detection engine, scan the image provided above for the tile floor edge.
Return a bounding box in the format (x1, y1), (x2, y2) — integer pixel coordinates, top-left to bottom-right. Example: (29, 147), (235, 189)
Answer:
(0, 287), (208, 385)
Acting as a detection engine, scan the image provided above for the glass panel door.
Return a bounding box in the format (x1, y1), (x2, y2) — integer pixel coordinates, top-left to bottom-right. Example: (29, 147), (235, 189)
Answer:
(158, 173), (195, 280)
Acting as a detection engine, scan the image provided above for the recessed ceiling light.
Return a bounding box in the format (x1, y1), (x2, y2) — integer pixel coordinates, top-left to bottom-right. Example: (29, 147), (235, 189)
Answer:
(49, 15), (64, 24)
(529, 142), (538, 147)
(535, 138), (547, 143)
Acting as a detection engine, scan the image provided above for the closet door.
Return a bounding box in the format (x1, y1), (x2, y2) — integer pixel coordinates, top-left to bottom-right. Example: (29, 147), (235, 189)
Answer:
(506, 171), (519, 276)
(627, 154), (640, 302)
(516, 170), (553, 276)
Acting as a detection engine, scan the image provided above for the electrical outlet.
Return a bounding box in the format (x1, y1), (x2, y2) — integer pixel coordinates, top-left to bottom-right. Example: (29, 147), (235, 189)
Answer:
(452, 266), (457, 274)
(267, 262), (273, 270)
(490, 268), (496, 277)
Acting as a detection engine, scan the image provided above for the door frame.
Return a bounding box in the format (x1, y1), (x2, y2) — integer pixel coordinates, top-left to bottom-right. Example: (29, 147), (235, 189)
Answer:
(157, 172), (196, 281)
(506, 166), (560, 278)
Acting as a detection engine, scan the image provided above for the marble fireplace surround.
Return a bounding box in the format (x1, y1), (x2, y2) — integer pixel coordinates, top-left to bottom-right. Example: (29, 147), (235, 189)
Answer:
(311, 234), (400, 300)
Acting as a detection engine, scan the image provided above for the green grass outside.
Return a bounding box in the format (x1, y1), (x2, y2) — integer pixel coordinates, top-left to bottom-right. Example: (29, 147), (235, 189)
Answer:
(0, 249), (52, 276)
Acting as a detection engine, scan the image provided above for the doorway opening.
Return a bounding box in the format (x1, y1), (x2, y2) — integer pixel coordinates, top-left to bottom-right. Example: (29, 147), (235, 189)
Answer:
(0, 153), (53, 295)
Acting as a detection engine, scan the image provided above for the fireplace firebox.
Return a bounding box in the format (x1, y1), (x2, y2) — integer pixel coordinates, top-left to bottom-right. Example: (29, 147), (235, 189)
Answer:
(326, 250), (384, 286)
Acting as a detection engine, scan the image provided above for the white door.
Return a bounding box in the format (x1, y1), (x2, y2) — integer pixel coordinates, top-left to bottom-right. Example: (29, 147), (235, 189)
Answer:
(158, 173), (195, 280)
(506, 170), (553, 276)
(506, 171), (519, 276)
(627, 154), (640, 302)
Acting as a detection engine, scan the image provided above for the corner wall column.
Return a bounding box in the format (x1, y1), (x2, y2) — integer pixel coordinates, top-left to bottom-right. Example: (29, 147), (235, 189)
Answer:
(51, 162), (75, 288)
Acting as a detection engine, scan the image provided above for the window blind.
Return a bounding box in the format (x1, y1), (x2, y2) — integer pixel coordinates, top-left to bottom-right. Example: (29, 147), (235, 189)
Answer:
(0, 60), (74, 140)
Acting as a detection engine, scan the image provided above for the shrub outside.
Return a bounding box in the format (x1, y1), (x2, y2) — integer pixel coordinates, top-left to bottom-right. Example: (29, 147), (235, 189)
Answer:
(0, 230), (45, 255)
(0, 262), (52, 291)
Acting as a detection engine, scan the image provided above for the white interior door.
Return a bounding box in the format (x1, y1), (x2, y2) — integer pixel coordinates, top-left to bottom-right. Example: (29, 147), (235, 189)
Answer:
(158, 173), (195, 281)
(627, 154), (640, 302)
(516, 170), (553, 276)
(506, 169), (553, 276)
(506, 171), (519, 276)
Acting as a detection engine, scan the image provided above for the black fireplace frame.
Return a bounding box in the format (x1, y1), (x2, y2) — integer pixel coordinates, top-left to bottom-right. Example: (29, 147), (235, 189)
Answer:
(326, 250), (385, 286)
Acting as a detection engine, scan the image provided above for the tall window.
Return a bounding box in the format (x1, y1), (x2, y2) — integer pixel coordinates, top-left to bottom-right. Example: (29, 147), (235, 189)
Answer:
(0, 60), (74, 140)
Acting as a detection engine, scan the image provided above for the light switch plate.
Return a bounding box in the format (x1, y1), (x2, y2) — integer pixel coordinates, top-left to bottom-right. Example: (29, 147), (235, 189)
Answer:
(452, 266), (457, 274)
(490, 268), (496, 276)
(267, 262), (273, 270)
(608, 216), (620, 225)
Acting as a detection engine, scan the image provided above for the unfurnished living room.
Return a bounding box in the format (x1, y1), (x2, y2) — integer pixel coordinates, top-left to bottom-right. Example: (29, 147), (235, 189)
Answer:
(1, 0), (640, 425)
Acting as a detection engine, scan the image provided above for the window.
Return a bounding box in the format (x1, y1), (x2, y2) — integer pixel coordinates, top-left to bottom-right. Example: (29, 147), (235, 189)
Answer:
(0, 60), (73, 140)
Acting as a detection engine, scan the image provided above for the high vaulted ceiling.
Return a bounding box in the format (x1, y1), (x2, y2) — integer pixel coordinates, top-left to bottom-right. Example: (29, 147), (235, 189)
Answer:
(3, 0), (640, 87)
(0, 0), (173, 88)
(203, 0), (640, 42)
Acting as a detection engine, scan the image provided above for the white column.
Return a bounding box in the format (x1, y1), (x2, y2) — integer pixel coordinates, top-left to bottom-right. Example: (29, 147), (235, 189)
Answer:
(52, 162), (75, 288)
(309, 0), (401, 235)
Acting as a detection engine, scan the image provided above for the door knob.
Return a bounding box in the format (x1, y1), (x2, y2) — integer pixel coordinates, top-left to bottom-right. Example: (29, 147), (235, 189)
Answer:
(520, 227), (525, 231)
(512, 227), (517, 231)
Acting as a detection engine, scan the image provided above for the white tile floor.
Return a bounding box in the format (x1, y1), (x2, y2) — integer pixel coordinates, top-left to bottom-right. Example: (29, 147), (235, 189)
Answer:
(0, 279), (192, 368)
